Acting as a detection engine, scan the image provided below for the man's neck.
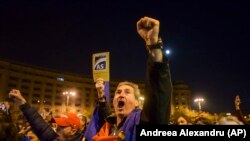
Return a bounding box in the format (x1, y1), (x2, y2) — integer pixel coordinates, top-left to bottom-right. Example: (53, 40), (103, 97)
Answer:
(117, 114), (125, 126)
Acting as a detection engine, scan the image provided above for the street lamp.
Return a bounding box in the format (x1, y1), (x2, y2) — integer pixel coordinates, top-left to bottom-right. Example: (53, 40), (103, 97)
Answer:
(194, 98), (204, 112)
(37, 100), (46, 104)
(63, 91), (76, 112)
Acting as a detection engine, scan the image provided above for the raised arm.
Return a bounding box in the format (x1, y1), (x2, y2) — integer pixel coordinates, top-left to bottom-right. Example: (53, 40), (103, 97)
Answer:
(137, 16), (173, 124)
(84, 78), (112, 141)
(9, 89), (58, 141)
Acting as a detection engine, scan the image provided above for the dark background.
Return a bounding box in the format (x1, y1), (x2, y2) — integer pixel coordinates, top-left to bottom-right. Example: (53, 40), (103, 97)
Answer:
(1, 0), (249, 113)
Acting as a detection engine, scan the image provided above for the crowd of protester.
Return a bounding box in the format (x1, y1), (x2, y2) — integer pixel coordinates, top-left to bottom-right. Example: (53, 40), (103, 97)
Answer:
(0, 99), (88, 141)
(0, 16), (249, 141)
(1, 93), (249, 140)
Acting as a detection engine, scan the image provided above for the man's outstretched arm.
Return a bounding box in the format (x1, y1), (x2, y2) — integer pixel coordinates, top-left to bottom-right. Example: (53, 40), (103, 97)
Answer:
(137, 17), (173, 124)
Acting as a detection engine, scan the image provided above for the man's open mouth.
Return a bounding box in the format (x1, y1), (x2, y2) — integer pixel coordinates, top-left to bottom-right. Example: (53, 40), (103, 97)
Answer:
(118, 100), (125, 109)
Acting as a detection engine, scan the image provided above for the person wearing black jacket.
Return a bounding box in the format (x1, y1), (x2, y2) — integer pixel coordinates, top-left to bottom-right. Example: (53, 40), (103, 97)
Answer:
(85, 16), (173, 141)
(9, 89), (84, 141)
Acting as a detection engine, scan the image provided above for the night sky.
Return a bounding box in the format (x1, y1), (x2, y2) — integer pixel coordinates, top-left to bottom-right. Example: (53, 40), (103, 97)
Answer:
(1, 0), (250, 113)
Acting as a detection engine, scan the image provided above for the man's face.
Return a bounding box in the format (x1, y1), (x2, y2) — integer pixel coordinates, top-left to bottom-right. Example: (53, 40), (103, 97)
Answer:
(113, 84), (139, 117)
(56, 126), (76, 139)
(177, 116), (188, 125)
(26, 130), (39, 141)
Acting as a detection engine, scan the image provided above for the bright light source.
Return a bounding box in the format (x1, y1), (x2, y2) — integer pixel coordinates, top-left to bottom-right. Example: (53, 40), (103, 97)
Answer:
(194, 98), (204, 102)
(139, 96), (144, 101)
(70, 92), (76, 96)
(165, 49), (170, 55)
(63, 91), (76, 96)
(57, 77), (64, 81)
(63, 91), (76, 112)
(194, 97), (205, 112)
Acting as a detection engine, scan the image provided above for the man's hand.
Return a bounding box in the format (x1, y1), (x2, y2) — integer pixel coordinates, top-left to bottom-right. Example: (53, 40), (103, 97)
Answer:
(137, 16), (160, 45)
(9, 89), (27, 106)
(95, 78), (105, 98)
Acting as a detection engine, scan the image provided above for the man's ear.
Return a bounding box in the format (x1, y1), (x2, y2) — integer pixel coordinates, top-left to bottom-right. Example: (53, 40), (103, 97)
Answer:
(135, 99), (139, 107)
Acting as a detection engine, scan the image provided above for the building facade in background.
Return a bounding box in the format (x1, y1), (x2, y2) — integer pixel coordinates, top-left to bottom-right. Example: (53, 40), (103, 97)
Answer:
(0, 58), (145, 118)
(171, 81), (192, 114)
(0, 58), (192, 119)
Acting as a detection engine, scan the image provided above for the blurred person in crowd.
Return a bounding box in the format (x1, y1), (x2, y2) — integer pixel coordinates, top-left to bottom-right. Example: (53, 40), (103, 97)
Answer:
(85, 16), (173, 141)
(0, 98), (20, 141)
(9, 89), (84, 141)
(234, 95), (250, 125)
(25, 129), (39, 141)
(78, 115), (88, 133)
(217, 115), (244, 125)
(176, 115), (191, 125)
(18, 122), (31, 141)
(20, 124), (39, 141)
(194, 116), (213, 125)
(77, 114), (88, 141)
(169, 113), (191, 125)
